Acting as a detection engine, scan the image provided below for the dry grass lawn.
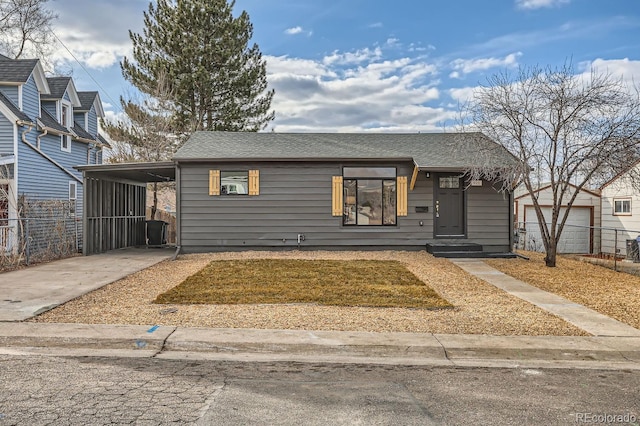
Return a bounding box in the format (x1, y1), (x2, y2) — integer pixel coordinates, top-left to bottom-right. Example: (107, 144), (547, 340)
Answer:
(31, 251), (586, 335)
(486, 251), (640, 330)
(154, 259), (452, 309)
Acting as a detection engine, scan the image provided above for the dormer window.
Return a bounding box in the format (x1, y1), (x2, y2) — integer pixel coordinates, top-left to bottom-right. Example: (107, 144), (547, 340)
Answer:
(60, 101), (72, 152)
(61, 104), (69, 127)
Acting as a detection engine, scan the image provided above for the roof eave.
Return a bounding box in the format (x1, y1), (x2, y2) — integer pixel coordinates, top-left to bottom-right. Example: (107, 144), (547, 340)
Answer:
(173, 156), (415, 163)
(32, 60), (50, 95)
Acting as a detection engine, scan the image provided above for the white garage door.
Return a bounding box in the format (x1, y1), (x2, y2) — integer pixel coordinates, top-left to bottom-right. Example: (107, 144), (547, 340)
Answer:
(524, 207), (591, 253)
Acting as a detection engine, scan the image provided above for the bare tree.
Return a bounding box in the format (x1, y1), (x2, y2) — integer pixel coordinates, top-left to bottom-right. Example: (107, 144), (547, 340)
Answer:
(101, 75), (187, 219)
(462, 62), (640, 267)
(0, 0), (57, 61)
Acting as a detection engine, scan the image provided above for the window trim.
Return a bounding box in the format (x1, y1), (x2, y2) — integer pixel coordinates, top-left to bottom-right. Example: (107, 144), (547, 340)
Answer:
(341, 167), (399, 227)
(68, 181), (77, 217)
(613, 197), (632, 216)
(209, 169), (259, 196)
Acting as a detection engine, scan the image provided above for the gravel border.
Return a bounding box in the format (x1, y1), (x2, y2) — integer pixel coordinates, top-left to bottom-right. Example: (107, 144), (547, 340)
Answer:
(31, 251), (587, 336)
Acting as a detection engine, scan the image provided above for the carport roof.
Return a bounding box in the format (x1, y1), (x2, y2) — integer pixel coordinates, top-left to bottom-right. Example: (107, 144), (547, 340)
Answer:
(75, 161), (175, 183)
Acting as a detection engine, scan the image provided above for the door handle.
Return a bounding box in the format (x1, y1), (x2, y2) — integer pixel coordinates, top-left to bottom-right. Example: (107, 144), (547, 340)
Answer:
(435, 200), (439, 218)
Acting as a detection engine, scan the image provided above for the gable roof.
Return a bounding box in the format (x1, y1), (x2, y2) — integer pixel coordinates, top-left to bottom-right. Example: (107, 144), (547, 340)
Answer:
(174, 131), (518, 170)
(76, 91), (105, 117)
(43, 77), (81, 106)
(0, 91), (32, 123)
(0, 57), (49, 93)
(514, 182), (600, 200)
(0, 58), (39, 83)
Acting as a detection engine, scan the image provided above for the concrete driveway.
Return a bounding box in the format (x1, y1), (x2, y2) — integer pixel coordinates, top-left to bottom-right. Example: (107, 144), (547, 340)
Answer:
(0, 248), (174, 321)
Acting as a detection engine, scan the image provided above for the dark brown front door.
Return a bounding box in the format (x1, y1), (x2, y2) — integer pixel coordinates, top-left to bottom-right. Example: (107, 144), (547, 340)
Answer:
(434, 173), (465, 237)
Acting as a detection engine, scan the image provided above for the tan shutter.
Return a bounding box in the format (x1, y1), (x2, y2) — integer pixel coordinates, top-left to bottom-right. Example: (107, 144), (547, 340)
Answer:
(249, 170), (260, 195)
(397, 176), (408, 216)
(332, 176), (343, 216)
(209, 170), (220, 196)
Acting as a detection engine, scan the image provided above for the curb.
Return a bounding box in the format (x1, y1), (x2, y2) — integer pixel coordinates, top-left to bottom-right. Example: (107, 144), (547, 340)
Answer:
(1, 323), (639, 368)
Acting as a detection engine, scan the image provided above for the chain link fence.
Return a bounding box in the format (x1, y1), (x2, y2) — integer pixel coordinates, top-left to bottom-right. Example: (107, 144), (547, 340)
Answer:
(1, 199), (80, 271)
(514, 221), (640, 272)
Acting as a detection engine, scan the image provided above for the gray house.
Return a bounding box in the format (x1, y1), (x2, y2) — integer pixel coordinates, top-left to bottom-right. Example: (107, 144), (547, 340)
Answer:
(171, 131), (517, 256)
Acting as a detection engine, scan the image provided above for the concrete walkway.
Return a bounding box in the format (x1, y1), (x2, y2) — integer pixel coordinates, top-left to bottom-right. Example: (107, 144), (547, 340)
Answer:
(0, 247), (174, 321)
(452, 259), (640, 337)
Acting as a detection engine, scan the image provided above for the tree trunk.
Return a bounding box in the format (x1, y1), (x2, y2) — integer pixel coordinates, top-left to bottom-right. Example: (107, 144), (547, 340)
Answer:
(151, 182), (158, 220)
(544, 241), (557, 267)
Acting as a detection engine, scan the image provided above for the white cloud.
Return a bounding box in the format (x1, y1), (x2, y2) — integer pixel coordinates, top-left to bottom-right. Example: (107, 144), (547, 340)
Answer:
(323, 47), (383, 66)
(450, 52), (522, 76)
(515, 0), (570, 10)
(579, 58), (640, 89)
(284, 26), (304, 35)
(368, 22), (383, 28)
(265, 47), (452, 133)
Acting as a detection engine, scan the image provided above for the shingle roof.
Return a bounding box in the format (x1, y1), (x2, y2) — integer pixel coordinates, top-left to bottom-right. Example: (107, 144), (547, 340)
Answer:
(0, 91), (32, 122)
(76, 91), (98, 112)
(44, 77), (72, 99)
(174, 131), (517, 170)
(38, 108), (68, 134)
(71, 121), (94, 140)
(0, 58), (38, 83)
(96, 133), (111, 148)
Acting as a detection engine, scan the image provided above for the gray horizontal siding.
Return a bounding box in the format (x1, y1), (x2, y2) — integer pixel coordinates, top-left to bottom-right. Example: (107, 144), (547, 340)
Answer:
(179, 162), (511, 251)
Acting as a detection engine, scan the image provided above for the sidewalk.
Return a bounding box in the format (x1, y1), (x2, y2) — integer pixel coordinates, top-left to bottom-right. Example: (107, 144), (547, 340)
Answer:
(0, 323), (638, 369)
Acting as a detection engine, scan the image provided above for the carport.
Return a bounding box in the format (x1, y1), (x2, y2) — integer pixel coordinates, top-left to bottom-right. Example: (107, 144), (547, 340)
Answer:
(75, 162), (176, 255)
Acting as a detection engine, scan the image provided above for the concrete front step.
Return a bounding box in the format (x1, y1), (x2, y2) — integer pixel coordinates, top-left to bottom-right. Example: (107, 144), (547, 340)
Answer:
(431, 251), (517, 259)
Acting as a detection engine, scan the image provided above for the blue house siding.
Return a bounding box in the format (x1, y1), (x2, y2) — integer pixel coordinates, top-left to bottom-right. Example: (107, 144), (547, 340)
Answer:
(21, 75), (40, 120)
(17, 138), (79, 200)
(0, 114), (14, 154)
(86, 109), (97, 136)
(42, 100), (56, 119)
(37, 133), (86, 180)
(0, 86), (19, 106)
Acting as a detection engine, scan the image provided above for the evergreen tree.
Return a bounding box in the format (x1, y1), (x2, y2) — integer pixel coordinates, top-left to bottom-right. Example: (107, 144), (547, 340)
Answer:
(121, 0), (274, 133)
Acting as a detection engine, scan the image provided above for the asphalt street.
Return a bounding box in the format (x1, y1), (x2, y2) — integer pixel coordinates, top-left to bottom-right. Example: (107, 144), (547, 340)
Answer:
(0, 354), (638, 425)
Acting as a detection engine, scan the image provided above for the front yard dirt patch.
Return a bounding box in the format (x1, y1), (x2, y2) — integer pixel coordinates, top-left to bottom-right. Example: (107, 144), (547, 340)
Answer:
(485, 251), (640, 330)
(31, 251), (586, 335)
(154, 259), (452, 309)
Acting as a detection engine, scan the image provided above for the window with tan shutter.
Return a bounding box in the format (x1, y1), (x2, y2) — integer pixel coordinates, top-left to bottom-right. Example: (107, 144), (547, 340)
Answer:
(210, 170), (260, 196)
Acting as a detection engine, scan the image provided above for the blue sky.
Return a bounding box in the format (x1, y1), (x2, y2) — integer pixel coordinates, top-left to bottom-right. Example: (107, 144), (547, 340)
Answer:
(48, 0), (640, 132)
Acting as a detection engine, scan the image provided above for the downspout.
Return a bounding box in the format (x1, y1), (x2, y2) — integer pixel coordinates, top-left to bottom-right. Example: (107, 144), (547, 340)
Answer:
(36, 128), (48, 150)
(18, 120), (34, 145)
(172, 162), (181, 261)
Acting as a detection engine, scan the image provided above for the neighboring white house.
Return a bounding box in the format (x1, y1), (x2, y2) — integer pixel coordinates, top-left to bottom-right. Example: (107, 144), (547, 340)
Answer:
(514, 183), (601, 254)
(600, 163), (640, 257)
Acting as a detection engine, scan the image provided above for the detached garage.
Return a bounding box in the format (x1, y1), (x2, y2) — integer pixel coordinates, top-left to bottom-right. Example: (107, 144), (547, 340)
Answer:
(515, 184), (600, 254)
